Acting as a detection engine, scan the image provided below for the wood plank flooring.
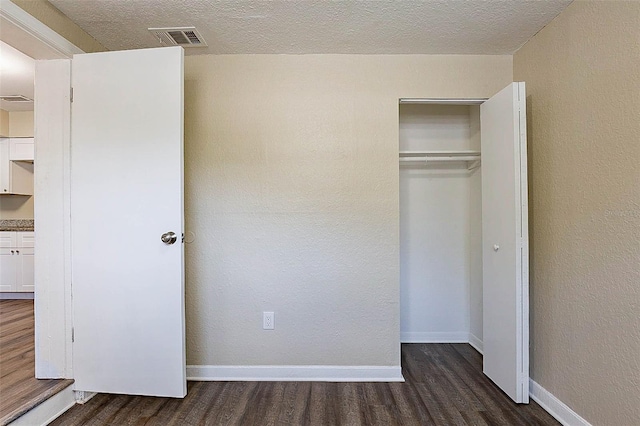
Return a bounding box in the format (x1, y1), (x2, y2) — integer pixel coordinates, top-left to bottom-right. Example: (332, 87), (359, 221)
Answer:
(0, 299), (73, 426)
(52, 344), (558, 425)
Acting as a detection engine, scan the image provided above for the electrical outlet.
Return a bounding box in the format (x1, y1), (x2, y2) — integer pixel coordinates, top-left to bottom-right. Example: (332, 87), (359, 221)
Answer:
(263, 311), (274, 330)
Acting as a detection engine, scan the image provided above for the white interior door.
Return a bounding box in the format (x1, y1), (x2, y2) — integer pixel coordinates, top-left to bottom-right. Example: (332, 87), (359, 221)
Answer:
(71, 46), (185, 398)
(481, 82), (529, 403)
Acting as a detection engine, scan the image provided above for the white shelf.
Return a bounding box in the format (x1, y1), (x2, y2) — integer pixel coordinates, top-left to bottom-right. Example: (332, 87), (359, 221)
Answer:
(399, 98), (487, 105)
(399, 151), (481, 170)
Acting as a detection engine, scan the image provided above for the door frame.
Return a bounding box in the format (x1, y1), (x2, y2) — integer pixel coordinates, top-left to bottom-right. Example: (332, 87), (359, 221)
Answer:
(397, 94), (529, 401)
(1, 0), (84, 379)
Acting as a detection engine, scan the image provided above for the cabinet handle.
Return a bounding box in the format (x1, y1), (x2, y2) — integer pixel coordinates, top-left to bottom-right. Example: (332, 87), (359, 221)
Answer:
(16, 250), (19, 254)
(10, 250), (14, 254)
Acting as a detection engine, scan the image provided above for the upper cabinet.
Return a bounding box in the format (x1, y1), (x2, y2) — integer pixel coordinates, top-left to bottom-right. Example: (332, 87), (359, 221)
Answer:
(0, 138), (34, 195)
(9, 138), (34, 162)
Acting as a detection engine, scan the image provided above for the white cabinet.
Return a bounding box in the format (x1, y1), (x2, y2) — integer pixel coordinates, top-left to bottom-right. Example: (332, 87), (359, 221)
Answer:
(0, 248), (17, 292)
(10, 138), (35, 162)
(0, 231), (35, 292)
(0, 138), (33, 195)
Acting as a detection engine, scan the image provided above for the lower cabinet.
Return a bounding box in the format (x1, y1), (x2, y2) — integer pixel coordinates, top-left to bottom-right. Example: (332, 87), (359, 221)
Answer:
(0, 231), (34, 292)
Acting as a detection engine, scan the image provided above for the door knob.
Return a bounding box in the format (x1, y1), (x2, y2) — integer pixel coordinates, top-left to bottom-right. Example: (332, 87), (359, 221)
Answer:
(161, 231), (177, 245)
(493, 244), (500, 252)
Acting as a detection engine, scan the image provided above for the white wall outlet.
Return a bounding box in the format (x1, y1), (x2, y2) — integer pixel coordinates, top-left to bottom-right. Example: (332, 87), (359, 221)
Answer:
(263, 311), (274, 330)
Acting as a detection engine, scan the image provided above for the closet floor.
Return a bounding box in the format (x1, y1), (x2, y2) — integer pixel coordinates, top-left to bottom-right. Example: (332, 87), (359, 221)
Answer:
(52, 343), (558, 425)
(0, 299), (74, 426)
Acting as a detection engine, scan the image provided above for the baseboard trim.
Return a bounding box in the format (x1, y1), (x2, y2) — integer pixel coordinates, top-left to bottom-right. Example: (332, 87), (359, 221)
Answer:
(9, 383), (75, 426)
(74, 390), (97, 404)
(400, 331), (469, 343)
(0, 292), (34, 300)
(529, 379), (591, 426)
(187, 365), (404, 382)
(468, 333), (483, 354)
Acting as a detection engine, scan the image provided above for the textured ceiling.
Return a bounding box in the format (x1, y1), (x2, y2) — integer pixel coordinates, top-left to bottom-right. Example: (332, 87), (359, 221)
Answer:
(48, 0), (572, 55)
(0, 41), (34, 111)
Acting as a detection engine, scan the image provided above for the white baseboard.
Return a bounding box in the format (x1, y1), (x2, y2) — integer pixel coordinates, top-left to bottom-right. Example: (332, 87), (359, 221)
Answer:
(530, 379), (591, 426)
(9, 383), (75, 426)
(468, 333), (483, 354)
(74, 390), (97, 404)
(400, 331), (469, 343)
(1, 292), (34, 300)
(187, 365), (404, 382)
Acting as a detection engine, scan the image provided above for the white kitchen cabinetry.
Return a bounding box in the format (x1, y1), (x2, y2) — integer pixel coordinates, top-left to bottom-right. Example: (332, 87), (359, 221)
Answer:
(0, 138), (33, 195)
(0, 231), (35, 292)
(10, 138), (35, 162)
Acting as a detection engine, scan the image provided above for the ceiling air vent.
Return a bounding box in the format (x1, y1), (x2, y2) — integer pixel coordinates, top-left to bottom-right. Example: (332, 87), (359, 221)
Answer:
(148, 27), (207, 48)
(0, 95), (33, 102)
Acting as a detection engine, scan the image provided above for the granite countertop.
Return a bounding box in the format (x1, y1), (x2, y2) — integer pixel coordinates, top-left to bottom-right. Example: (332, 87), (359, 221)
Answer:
(0, 219), (34, 232)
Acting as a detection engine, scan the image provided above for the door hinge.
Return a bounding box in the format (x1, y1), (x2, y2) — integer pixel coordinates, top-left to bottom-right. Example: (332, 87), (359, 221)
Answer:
(70, 87), (74, 103)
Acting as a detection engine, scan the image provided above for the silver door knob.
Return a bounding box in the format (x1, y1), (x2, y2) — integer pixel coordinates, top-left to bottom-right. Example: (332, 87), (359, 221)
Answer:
(161, 231), (177, 245)
(493, 244), (500, 251)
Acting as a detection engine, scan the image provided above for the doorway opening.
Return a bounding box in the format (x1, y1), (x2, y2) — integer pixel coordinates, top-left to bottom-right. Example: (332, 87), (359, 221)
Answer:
(398, 87), (530, 404)
(399, 102), (484, 349)
(0, 39), (73, 424)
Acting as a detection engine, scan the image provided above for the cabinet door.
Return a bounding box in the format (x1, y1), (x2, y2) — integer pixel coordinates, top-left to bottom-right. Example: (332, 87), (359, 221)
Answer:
(10, 138), (35, 162)
(0, 139), (10, 194)
(0, 231), (17, 248)
(16, 247), (35, 292)
(0, 248), (17, 292)
(0, 139), (33, 195)
(17, 231), (35, 248)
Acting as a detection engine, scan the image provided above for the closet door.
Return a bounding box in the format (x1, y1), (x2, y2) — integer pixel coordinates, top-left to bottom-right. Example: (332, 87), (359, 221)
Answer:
(481, 82), (529, 403)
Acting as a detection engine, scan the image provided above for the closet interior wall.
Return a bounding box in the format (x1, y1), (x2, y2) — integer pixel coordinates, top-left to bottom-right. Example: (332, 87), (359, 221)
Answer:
(399, 104), (483, 347)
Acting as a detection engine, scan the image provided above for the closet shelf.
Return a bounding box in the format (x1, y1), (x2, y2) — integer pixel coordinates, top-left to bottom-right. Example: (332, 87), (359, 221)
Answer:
(399, 151), (481, 170)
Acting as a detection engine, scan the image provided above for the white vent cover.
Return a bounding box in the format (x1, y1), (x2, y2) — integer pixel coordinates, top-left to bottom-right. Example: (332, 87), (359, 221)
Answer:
(148, 27), (207, 47)
(0, 95), (33, 102)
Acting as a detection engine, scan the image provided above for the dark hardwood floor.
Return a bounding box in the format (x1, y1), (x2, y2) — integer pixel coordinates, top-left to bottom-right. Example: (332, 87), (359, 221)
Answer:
(52, 343), (558, 425)
(0, 299), (73, 425)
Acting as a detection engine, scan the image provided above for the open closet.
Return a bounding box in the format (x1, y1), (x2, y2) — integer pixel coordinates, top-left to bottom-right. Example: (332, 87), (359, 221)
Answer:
(399, 83), (530, 404)
(399, 101), (483, 347)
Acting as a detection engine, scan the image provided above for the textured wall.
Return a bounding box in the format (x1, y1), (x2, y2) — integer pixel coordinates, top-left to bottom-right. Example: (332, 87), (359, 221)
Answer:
(184, 54), (512, 367)
(0, 111), (34, 219)
(7, 111), (33, 137)
(514, 1), (640, 424)
(10, 0), (105, 53)
(0, 109), (8, 136)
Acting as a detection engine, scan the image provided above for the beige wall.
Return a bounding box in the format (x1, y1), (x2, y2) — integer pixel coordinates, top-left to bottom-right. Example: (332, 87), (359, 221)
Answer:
(10, 0), (105, 53)
(514, 1), (640, 424)
(184, 54), (512, 367)
(0, 110), (35, 219)
(0, 194), (33, 219)
(7, 111), (34, 137)
(0, 109), (8, 137)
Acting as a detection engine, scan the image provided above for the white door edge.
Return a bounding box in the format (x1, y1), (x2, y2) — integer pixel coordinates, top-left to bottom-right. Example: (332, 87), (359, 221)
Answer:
(517, 81), (530, 403)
